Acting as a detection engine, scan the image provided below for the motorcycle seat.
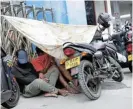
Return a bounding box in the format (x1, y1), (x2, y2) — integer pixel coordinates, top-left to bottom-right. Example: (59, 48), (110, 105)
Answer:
(96, 43), (106, 50)
(91, 41), (106, 50)
(91, 40), (117, 51)
(77, 43), (97, 52)
(67, 43), (97, 53)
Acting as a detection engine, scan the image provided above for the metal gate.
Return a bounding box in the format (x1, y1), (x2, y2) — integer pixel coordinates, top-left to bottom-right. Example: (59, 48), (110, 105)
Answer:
(1, 2), (54, 58)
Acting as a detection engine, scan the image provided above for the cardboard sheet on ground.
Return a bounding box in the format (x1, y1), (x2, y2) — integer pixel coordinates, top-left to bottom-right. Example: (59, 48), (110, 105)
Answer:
(2, 15), (97, 59)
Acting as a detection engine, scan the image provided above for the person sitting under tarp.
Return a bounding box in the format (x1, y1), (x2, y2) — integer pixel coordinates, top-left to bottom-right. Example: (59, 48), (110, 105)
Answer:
(55, 59), (80, 93)
(31, 47), (78, 94)
(11, 49), (68, 98)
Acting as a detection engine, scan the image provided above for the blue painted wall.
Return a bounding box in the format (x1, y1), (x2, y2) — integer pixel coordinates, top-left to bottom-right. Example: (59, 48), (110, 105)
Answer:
(48, 1), (68, 24)
(25, 1), (69, 52)
(25, 0), (68, 23)
(25, 0), (87, 24)
(66, 1), (87, 25)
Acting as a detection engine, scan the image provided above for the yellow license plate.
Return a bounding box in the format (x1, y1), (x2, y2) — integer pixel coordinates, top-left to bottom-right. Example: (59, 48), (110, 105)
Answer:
(128, 54), (132, 61)
(65, 57), (80, 70)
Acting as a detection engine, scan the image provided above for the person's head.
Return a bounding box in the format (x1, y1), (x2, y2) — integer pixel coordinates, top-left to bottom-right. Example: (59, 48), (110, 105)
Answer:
(36, 47), (44, 56)
(15, 49), (28, 64)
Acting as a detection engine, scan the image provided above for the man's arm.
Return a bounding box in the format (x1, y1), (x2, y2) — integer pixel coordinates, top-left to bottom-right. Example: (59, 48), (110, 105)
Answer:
(58, 65), (72, 81)
(59, 73), (77, 94)
(29, 63), (39, 78)
(40, 54), (52, 74)
(54, 59), (72, 81)
(11, 67), (34, 85)
(59, 73), (69, 89)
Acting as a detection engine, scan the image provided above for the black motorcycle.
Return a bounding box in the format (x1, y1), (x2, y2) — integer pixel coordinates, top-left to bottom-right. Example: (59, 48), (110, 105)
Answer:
(61, 13), (124, 100)
(1, 48), (20, 108)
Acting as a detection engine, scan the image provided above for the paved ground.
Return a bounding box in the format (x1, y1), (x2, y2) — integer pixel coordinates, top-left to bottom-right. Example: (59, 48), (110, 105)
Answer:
(1, 68), (132, 109)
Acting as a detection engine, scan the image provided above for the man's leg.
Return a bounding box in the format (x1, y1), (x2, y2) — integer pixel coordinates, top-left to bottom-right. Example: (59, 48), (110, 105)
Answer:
(45, 65), (60, 86)
(23, 79), (58, 98)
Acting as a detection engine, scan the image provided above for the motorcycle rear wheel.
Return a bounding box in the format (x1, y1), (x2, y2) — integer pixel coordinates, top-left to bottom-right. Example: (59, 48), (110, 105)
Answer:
(2, 79), (20, 108)
(78, 60), (101, 100)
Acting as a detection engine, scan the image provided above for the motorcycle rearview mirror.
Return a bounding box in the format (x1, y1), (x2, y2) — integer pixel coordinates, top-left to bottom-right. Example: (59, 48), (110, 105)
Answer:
(102, 37), (108, 41)
(102, 33), (111, 41)
(97, 24), (106, 33)
(125, 21), (129, 25)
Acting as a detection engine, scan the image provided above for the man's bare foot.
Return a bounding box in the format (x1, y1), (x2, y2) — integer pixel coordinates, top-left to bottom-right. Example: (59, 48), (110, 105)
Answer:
(69, 81), (81, 93)
(44, 93), (58, 97)
(67, 86), (79, 94)
(58, 89), (69, 96)
(72, 79), (79, 87)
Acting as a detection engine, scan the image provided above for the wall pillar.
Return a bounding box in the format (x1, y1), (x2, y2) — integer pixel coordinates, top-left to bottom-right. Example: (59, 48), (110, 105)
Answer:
(112, 1), (121, 31)
(66, 0), (87, 25)
(49, 1), (68, 24)
(105, 0), (113, 35)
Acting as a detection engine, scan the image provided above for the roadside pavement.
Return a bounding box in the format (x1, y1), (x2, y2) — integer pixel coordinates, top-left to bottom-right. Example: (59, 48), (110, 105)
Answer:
(1, 68), (132, 109)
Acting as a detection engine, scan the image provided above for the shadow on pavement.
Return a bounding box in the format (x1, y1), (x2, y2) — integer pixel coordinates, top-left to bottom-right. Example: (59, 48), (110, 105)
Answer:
(102, 81), (128, 90)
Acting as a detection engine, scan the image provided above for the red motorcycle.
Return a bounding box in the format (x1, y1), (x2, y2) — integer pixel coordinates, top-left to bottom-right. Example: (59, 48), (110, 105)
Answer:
(125, 26), (132, 72)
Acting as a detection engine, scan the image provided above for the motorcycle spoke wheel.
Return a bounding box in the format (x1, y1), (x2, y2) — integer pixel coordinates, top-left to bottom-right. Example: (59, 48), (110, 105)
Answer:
(108, 56), (124, 82)
(84, 69), (93, 84)
(78, 60), (101, 100)
(9, 84), (18, 102)
(84, 66), (98, 93)
(2, 79), (20, 108)
(113, 70), (120, 78)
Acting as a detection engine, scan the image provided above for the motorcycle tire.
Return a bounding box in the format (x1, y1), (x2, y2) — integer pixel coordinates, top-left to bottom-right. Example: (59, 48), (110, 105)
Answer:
(128, 61), (132, 73)
(108, 56), (124, 82)
(78, 60), (101, 100)
(2, 79), (20, 108)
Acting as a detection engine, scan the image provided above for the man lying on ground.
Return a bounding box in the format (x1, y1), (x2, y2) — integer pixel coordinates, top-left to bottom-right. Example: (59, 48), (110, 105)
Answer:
(11, 49), (68, 98)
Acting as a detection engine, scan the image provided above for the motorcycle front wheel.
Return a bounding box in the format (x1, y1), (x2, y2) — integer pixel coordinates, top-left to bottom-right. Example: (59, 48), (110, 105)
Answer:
(108, 56), (124, 82)
(78, 60), (101, 100)
(128, 61), (132, 73)
(2, 78), (20, 108)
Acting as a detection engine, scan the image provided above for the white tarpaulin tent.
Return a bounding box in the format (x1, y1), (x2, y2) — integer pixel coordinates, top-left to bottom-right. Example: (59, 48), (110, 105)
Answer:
(2, 15), (97, 59)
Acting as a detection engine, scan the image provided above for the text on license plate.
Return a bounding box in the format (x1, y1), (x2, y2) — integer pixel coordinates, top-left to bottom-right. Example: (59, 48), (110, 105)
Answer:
(65, 57), (80, 70)
(128, 54), (132, 61)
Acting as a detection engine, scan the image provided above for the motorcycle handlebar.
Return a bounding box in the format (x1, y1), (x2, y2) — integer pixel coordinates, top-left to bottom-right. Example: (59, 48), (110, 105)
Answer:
(111, 31), (125, 39)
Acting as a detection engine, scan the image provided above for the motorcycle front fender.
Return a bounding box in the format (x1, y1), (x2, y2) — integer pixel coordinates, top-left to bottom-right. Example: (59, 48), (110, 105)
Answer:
(1, 59), (10, 91)
(1, 90), (12, 104)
